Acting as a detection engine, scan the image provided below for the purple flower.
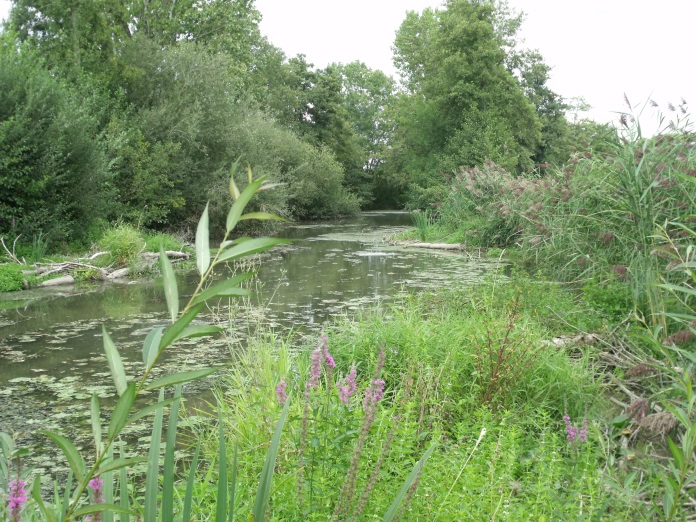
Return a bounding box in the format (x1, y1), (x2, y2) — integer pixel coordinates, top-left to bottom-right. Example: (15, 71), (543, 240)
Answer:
(321, 336), (336, 368)
(276, 380), (288, 406)
(7, 478), (27, 521)
(578, 418), (589, 443)
(305, 348), (323, 392)
(363, 378), (385, 415)
(338, 366), (357, 403)
(88, 475), (105, 521)
(564, 414), (588, 444)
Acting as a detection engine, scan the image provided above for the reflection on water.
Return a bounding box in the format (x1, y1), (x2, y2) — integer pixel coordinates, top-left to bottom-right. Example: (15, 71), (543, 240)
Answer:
(0, 212), (504, 475)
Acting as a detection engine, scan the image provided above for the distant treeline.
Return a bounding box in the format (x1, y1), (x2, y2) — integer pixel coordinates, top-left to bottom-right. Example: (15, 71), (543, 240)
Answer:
(0, 0), (612, 247)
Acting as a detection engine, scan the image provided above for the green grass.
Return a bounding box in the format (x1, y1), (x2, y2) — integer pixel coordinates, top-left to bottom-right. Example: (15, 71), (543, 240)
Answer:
(97, 223), (145, 267)
(183, 278), (616, 519)
(0, 263), (28, 292)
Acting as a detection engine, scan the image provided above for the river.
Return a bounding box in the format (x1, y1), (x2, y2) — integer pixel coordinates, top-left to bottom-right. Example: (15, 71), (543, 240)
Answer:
(0, 211), (502, 475)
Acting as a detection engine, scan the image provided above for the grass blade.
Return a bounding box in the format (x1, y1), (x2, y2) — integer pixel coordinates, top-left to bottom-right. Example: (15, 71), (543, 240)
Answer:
(103, 326), (127, 396)
(90, 394), (102, 456)
(216, 407), (228, 522)
(103, 445), (114, 522)
(119, 442), (130, 522)
(383, 441), (438, 522)
(252, 394), (291, 519)
(228, 443), (238, 522)
(144, 389), (165, 522)
(182, 440), (201, 522)
(162, 385), (183, 521)
(196, 202), (211, 276)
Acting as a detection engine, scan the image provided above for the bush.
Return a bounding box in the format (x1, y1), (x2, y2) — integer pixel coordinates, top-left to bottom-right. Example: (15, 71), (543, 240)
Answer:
(97, 224), (145, 267)
(0, 263), (26, 292)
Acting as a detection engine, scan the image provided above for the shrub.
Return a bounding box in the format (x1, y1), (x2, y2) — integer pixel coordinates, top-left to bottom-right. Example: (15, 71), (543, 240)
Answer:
(0, 263), (26, 292)
(97, 224), (145, 267)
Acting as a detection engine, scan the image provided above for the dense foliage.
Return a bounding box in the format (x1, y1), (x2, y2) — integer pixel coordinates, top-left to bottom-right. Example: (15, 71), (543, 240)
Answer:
(0, 0), (580, 249)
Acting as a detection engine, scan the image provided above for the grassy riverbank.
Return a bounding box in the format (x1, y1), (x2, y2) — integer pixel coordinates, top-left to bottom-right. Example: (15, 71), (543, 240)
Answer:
(183, 277), (614, 519)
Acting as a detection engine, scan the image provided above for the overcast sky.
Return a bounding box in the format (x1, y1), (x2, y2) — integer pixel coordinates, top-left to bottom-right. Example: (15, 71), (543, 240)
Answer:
(2, 0), (694, 131)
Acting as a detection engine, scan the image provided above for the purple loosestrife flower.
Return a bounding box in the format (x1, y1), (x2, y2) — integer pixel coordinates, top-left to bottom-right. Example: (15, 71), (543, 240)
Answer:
(87, 475), (105, 522)
(305, 348), (323, 393)
(579, 418), (589, 443)
(276, 380), (288, 406)
(363, 379), (385, 416)
(338, 366), (357, 403)
(563, 414), (588, 444)
(7, 478), (27, 522)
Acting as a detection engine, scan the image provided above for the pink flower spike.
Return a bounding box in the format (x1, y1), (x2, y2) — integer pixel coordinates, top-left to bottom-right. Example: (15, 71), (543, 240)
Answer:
(7, 478), (27, 521)
(276, 380), (288, 406)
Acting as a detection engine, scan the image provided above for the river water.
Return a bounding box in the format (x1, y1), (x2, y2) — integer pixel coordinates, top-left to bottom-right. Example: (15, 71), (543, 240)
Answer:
(0, 212), (502, 474)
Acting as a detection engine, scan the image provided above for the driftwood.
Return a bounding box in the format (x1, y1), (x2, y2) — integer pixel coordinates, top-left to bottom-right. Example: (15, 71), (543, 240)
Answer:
(6, 250), (190, 290)
(395, 241), (463, 251)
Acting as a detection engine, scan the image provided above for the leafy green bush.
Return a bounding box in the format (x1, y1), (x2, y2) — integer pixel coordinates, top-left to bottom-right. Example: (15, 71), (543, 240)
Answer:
(143, 232), (185, 253)
(97, 224), (145, 267)
(0, 263), (26, 292)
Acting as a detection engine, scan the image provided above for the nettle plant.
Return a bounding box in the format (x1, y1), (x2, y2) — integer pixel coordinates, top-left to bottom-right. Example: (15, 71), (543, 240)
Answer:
(1, 165), (291, 521)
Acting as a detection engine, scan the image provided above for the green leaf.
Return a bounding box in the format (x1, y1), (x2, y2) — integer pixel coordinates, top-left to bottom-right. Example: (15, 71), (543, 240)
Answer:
(162, 385), (182, 521)
(238, 212), (287, 222)
(72, 504), (138, 518)
(145, 389), (165, 521)
(40, 430), (87, 483)
(175, 325), (224, 341)
(668, 438), (684, 469)
(126, 398), (178, 425)
(61, 470), (73, 520)
(143, 368), (219, 391)
(97, 457), (148, 475)
(103, 445), (114, 522)
(383, 441), (438, 522)
(216, 238), (292, 265)
(229, 159), (242, 201)
(196, 202), (211, 276)
(32, 476), (58, 522)
(228, 443), (238, 522)
(91, 394), (102, 456)
(103, 326), (127, 396)
(253, 395), (291, 519)
(193, 273), (255, 304)
(119, 442), (130, 522)
(158, 304), (204, 353)
(226, 177), (264, 233)
(216, 407), (228, 522)
(182, 440), (201, 522)
(107, 383), (136, 440)
(142, 327), (164, 371)
(160, 247), (179, 323)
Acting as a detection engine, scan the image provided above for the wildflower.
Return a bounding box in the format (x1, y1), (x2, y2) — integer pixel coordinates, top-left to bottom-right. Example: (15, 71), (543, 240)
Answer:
(7, 478), (27, 522)
(276, 380), (288, 406)
(363, 379), (385, 416)
(563, 415), (588, 444)
(87, 475), (105, 521)
(338, 366), (357, 403)
(305, 348), (323, 392)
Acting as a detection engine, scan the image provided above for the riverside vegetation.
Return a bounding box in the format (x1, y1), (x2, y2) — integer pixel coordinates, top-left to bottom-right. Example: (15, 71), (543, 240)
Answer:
(3, 125), (696, 518)
(2, 0), (696, 519)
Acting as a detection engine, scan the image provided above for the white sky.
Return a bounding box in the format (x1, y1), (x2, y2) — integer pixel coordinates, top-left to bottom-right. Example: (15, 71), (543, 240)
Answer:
(1, 0), (694, 131)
